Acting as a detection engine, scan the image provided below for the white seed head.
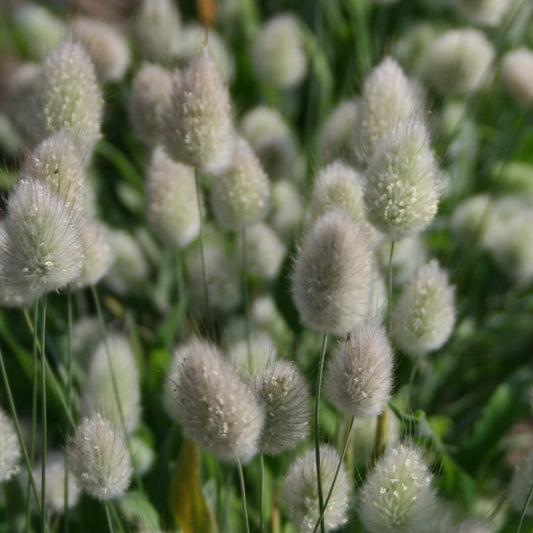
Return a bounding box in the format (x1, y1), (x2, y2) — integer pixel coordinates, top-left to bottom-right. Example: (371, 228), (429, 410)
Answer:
(83, 334), (141, 433)
(241, 106), (296, 180)
(37, 41), (103, 159)
(211, 137), (270, 231)
(253, 14), (307, 89)
(71, 317), (101, 366)
(253, 360), (310, 454)
(146, 147), (200, 248)
(291, 208), (374, 335)
(454, 0), (512, 26)
(363, 121), (439, 240)
(134, 0), (182, 62)
(129, 63), (173, 147)
(393, 260), (455, 357)
(454, 518), (494, 533)
(324, 322), (393, 418)
(424, 29), (495, 95)
(357, 56), (425, 162)
(68, 413), (132, 500)
(33, 452), (80, 512)
(283, 445), (350, 532)
(358, 442), (437, 533)
(0, 407), (21, 482)
(71, 17), (130, 82)
(162, 46), (234, 175)
(501, 48), (533, 106)
(269, 179), (304, 239)
(320, 99), (359, 164)
(173, 338), (264, 461)
(450, 194), (491, 242)
(0, 179), (84, 304)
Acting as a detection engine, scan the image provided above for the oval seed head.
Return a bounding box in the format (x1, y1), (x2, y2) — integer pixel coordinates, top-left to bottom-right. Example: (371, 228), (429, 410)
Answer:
(424, 29), (495, 95)
(393, 260), (455, 358)
(71, 17), (130, 82)
(269, 180), (304, 239)
(283, 445), (350, 532)
(450, 194), (492, 243)
(363, 121), (439, 240)
(358, 442), (437, 533)
(34, 452), (80, 512)
(454, 0), (512, 26)
(253, 360), (310, 454)
(356, 56), (425, 162)
(83, 334), (141, 433)
(68, 413), (132, 500)
(501, 48), (533, 106)
(146, 147), (200, 248)
(21, 132), (91, 216)
(236, 223), (285, 280)
(241, 106), (297, 180)
(211, 137), (270, 231)
(253, 14), (307, 89)
(320, 99), (359, 164)
(509, 449), (533, 516)
(324, 322), (393, 418)
(0, 407), (21, 483)
(162, 46), (234, 175)
(134, 0), (182, 62)
(291, 208), (374, 335)
(0, 179), (84, 303)
(173, 338), (264, 461)
(37, 41), (103, 158)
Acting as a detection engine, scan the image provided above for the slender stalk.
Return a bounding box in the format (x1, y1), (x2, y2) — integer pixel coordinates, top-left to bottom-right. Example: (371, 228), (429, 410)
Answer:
(109, 501), (126, 533)
(104, 501), (116, 533)
(259, 451), (265, 533)
(312, 416), (355, 533)
(387, 241), (395, 334)
(241, 228), (253, 371)
(237, 460), (251, 533)
(517, 481), (533, 533)
(406, 358), (420, 412)
(40, 293), (48, 533)
(64, 289), (73, 533)
(314, 333), (328, 533)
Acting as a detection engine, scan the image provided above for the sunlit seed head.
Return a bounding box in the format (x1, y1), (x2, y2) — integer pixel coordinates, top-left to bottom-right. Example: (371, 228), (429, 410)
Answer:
(501, 48), (533, 106)
(320, 99), (359, 164)
(269, 179), (304, 239)
(0, 407), (21, 483)
(454, 0), (512, 26)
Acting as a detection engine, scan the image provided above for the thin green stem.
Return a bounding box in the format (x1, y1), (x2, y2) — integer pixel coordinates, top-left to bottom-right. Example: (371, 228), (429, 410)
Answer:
(104, 501), (116, 533)
(241, 228), (252, 371)
(517, 481), (533, 533)
(40, 294), (48, 533)
(64, 289), (73, 533)
(259, 451), (265, 533)
(406, 358), (420, 412)
(312, 416), (355, 533)
(237, 460), (251, 533)
(109, 501), (126, 533)
(315, 333), (328, 533)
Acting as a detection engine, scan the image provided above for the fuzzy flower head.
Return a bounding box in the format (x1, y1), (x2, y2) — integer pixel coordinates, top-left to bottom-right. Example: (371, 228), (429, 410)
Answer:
(424, 29), (495, 95)
(283, 445), (350, 532)
(147, 147), (200, 248)
(269, 180), (304, 239)
(363, 120), (440, 240)
(454, 0), (512, 26)
(356, 56), (425, 162)
(173, 339), (264, 461)
(162, 46), (234, 175)
(37, 41), (103, 158)
(291, 208), (374, 335)
(501, 48), (533, 106)
(0, 407), (21, 483)
(253, 360), (310, 454)
(358, 442), (437, 533)
(68, 413), (132, 500)
(211, 137), (270, 231)
(0, 179), (84, 305)
(324, 322), (393, 418)
(320, 99), (359, 163)
(253, 14), (307, 89)
(393, 260), (455, 357)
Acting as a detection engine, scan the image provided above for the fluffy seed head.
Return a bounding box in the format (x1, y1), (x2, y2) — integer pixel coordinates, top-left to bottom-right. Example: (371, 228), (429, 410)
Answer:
(83, 334), (141, 433)
(71, 17), (130, 82)
(509, 449), (533, 515)
(357, 56), (425, 162)
(291, 208), (374, 335)
(0, 179), (84, 304)
(363, 121), (439, 240)
(324, 322), (393, 418)
(241, 106), (296, 180)
(146, 147), (201, 248)
(0, 407), (21, 482)
(129, 63), (173, 147)
(253, 360), (310, 454)
(37, 41), (103, 158)
(393, 260), (455, 357)
(424, 29), (495, 95)
(211, 137), (270, 230)
(358, 442), (437, 533)
(269, 180), (304, 238)
(283, 445), (350, 532)
(162, 46), (234, 175)
(450, 194), (492, 243)
(69, 413), (132, 500)
(253, 14), (307, 89)
(320, 99), (359, 163)
(501, 48), (533, 106)
(173, 338), (264, 461)
(454, 0), (512, 26)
